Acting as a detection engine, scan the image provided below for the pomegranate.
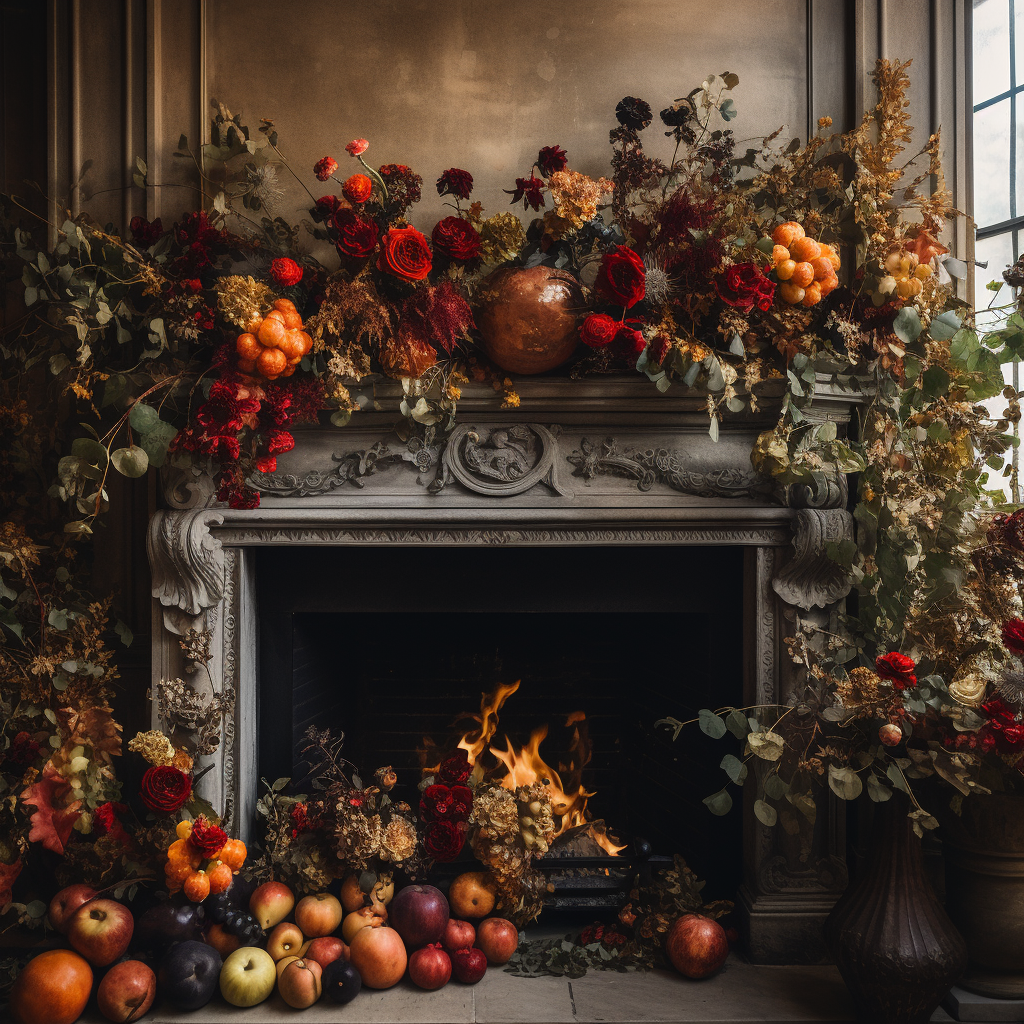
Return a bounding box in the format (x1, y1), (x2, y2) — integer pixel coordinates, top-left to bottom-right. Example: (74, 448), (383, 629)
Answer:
(451, 946), (487, 984)
(665, 913), (729, 979)
(348, 923), (408, 989)
(408, 943), (452, 990)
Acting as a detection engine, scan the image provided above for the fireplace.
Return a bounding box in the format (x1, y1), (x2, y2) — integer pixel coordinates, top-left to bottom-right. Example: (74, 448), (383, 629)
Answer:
(148, 375), (859, 963)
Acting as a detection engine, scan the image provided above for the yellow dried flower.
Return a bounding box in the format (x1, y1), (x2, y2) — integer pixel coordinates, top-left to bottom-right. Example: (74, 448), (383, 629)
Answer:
(546, 170), (614, 233)
(477, 213), (527, 265)
(215, 275), (273, 328)
(128, 730), (175, 766)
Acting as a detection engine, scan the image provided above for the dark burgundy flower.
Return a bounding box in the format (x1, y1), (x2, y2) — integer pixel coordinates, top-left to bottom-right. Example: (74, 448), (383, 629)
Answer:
(579, 313), (619, 349)
(449, 784), (473, 821)
(536, 145), (568, 177)
(400, 280), (474, 354)
(378, 163), (423, 216)
(999, 723), (1024, 750)
(423, 820), (466, 862)
(270, 257), (303, 287)
(875, 652), (917, 690)
(437, 749), (472, 785)
(129, 216), (164, 247)
(7, 731), (41, 766)
(989, 509), (1024, 551)
(716, 262), (776, 313)
(505, 175), (545, 212)
(596, 246), (646, 309)
(431, 216), (481, 264)
(377, 225), (433, 281)
(140, 766), (192, 814)
(420, 784), (454, 822)
(615, 97), (653, 131)
(613, 325), (646, 358)
(649, 333), (672, 365)
(1003, 619), (1024, 655)
(265, 428), (295, 455)
(334, 208), (380, 260)
(189, 815), (228, 857)
(436, 168), (474, 201)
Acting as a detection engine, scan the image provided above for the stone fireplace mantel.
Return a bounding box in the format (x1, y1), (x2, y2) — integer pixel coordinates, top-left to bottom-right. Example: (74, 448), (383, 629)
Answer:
(147, 375), (861, 963)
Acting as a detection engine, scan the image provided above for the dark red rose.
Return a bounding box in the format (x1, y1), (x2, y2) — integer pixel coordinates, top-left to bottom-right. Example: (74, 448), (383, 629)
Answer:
(505, 174), (545, 212)
(1003, 619), (1024, 655)
(579, 313), (619, 349)
(431, 216), (482, 264)
(270, 257), (303, 287)
(189, 814), (228, 857)
(129, 216), (163, 247)
(615, 96), (653, 131)
(649, 333), (672, 365)
(438, 749), (471, 785)
(419, 784), (453, 822)
(716, 262), (776, 313)
(537, 145), (568, 176)
(377, 225), (432, 281)
(613, 325), (646, 358)
(140, 766), (192, 814)
(875, 652), (917, 690)
(596, 246), (646, 309)
(7, 731), (41, 766)
(334, 208), (379, 259)
(437, 168), (474, 200)
(449, 785), (473, 821)
(982, 696), (1017, 725)
(423, 820), (466, 862)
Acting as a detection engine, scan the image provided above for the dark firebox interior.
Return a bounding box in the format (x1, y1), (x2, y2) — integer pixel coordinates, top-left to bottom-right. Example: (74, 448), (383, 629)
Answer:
(258, 545), (746, 902)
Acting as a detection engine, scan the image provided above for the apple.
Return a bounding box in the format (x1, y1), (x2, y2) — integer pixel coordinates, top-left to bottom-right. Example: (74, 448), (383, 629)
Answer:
(158, 939), (223, 1011)
(389, 884), (449, 948)
(219, 946), (277, 1007)
(97, 959), (156, 1023)
(340, 874), (365, 913)
(448, 871), (497, 919)
(204, 922), (241, 958)
(476, 917), (519, 965)
(266, 921), (306, 961)
(135, 898), (205, 954)
(67, 898), (134, 966)
(666, 913), (729, 979)
(442, 918), (476, 954)
(409, 942), (452, 990)
(276, 954), (301, 978)
(322, 958), (362, 1005)
(348, 922), (408, 989)
(452, 946), (487, 984)
(9, 949), (93, 1024)
(305, 935), (349, 968)
(48, 884), (98, 934)
(248, 880), (294, 929)
(278, 957), (323, 1009)
(341, 903), (386, 943)
(294, 892), (343, 937)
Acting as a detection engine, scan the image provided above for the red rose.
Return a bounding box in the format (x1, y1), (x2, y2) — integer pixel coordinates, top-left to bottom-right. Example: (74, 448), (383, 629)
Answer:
(140, 766), (192, 814)
(334, 209), (379, 260)
(189, 814), (228, 857)
(614, 326), (646, 358)
(596, 246), (646, 309)
(437, 749), (471, 785)
(377, 225), (432, 281)
(314, 156), (338, 182)
(1003, 619), (1024, 655)
(419, 784), (453, 822)
(343, 174), (373, 204)
(449, 784), (473, 821)
(431, 216), (481, 263)
(423, 820), (466, 862)
(875, 652), (917, 690)
(716, 262), (776, 313)
(270, 257), (303, 287)
(346, 139), (369, 157)
(579, 313), (619, 348)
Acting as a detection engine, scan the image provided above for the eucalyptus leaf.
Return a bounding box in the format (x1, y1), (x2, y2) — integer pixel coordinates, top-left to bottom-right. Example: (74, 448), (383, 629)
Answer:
(828, 765), (863, 800)
(129, 402), (159, 432)
(720, 753), (748, 785)
(754, 799), (777, 826)
(698, 709), (727, 739)
(893, 306), (923, 345)
(703, 789), (733, 816)
(111, 446), (149, 478)
(747, 730), (785, 761)
(725, 709), (749, 738)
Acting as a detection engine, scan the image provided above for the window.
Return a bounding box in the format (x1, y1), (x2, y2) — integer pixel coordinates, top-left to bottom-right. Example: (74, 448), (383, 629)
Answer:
(974, 0), (1020, 499)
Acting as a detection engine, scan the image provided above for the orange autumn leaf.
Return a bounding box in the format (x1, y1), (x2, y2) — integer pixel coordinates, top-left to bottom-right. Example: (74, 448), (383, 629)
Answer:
(20, 764), (83, 855)
(904, 229), (948, 264)
(57, 702), (122, 767)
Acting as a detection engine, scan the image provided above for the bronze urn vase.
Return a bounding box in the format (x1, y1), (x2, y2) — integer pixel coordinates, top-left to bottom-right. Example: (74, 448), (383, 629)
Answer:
(473, 265), (584, 375)
(824, 793), (967, 1023)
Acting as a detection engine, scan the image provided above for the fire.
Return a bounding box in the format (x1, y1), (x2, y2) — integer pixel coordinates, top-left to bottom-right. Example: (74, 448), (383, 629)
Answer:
(456, 683), (626, 856)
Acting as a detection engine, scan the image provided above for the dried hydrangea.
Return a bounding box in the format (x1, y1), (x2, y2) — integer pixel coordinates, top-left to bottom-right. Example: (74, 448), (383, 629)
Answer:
(380, 815), (417, 862)
(215, 275), (273, 328)
(470, 785), (519, 839)
(545, 169), (614, 233)
(151, 677), (234, 757)
(178, 628), (212, 673)
(475, 213), (527, 265)
(127, 730), (175, 766)
(333, 808), (382, 870)
(834, 666), (885, 710)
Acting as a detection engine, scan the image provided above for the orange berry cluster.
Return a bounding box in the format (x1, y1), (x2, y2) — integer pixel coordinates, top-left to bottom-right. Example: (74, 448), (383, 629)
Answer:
(770, 221), (840, 307)
(235, 298), (312, 381)
(165, 820), (247, 902)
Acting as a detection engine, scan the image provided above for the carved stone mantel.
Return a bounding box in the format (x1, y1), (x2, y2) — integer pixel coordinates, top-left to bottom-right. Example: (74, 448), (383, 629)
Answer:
(147, 375), (861, 964)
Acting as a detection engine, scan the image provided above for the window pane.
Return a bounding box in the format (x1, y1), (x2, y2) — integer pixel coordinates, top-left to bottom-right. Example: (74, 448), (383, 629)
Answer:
(975, 98), (1013, 226)
(975, 231), (1016, 333)
(975, 0), (1012, 102)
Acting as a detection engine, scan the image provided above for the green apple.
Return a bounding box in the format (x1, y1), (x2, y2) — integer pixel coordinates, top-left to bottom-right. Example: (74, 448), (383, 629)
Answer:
(219, 947), (276, 1007)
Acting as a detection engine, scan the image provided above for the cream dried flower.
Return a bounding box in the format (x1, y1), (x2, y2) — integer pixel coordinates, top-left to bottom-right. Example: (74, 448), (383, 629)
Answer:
(470, 786), (520, 839)
(380, 816), (417, 863)
(216, 275), (273, 328)
(128, 730), (175, 766)
(334, 809), (382, 870)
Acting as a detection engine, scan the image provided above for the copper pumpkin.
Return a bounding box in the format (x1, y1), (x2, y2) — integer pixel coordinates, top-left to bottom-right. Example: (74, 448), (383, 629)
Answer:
(474, 265), (584, 375)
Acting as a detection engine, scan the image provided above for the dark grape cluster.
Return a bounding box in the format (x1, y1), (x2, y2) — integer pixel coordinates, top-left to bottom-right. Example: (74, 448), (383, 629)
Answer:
(223, 909), (265, 946)
(205, 892), (234, 926)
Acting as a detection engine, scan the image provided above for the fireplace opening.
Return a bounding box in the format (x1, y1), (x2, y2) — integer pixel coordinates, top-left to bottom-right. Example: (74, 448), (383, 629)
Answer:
(257, 545), (746, 903)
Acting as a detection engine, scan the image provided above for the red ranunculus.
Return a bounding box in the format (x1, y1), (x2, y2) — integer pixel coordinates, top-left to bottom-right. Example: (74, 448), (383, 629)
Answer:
(579, 313), (619, 349)
(140, 766), (192, 814)
(437, 749), (471, 785)
(266, 428), (295, 455)
(596, 246), (646, 309)
(377, 225), (432, 281)
(1003, 619), (1024, 655)
(270, 257), (303, 287)
(431, 216), (481, 263)
(334, 208), (379, 259)
(423, 820), (466, 862)
(189, 814), (228, 857)
(875, 652), (918, 690)
(346, 139), (369, 157)
(716, 262), (776, 313)
(343, 174), (372, 204)
(314, 156), (338, 182)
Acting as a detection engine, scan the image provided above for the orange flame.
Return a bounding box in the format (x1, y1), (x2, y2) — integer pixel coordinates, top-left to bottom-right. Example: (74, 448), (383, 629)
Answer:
(457, 679), (521, 765)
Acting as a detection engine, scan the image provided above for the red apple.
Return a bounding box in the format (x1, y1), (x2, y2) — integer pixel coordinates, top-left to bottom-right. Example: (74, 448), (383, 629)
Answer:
(278, 957), (322, 1009)
(409, 942), (451, 990)
(248, 880), (294, 929)
(442, 918), (476, 954)
(97, 959), (157, 1023)
(48, 884), (98, 935)
(476, 917), (519, 965)
(9, 949), (93, 1024)
(305, 935), (349, 968)
(294, 892), (343, 937)
(204, 922), (241, 958)
(348, 923), (408, 989)
(389, 884), (449, 948)
(666, 913), (729, 979)
(451, 946), (487, 984)
(67, 898), (134, 966)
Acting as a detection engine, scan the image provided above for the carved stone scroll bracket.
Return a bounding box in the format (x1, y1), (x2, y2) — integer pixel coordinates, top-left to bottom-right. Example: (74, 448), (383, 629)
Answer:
(161, 459), (218, 510)
(771, 509), (854, 611)
(148, 508), (226, 635)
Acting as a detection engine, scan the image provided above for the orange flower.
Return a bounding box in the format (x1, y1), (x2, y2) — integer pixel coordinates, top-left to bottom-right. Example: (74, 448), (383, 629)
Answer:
(377, 225), (432, 281)
(343, 174), (373, 204)
(904, 229), (948, 264)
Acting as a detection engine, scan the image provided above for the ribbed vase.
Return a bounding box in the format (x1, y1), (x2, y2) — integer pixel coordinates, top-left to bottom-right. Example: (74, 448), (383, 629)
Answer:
(824, 794), (967, 1023)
